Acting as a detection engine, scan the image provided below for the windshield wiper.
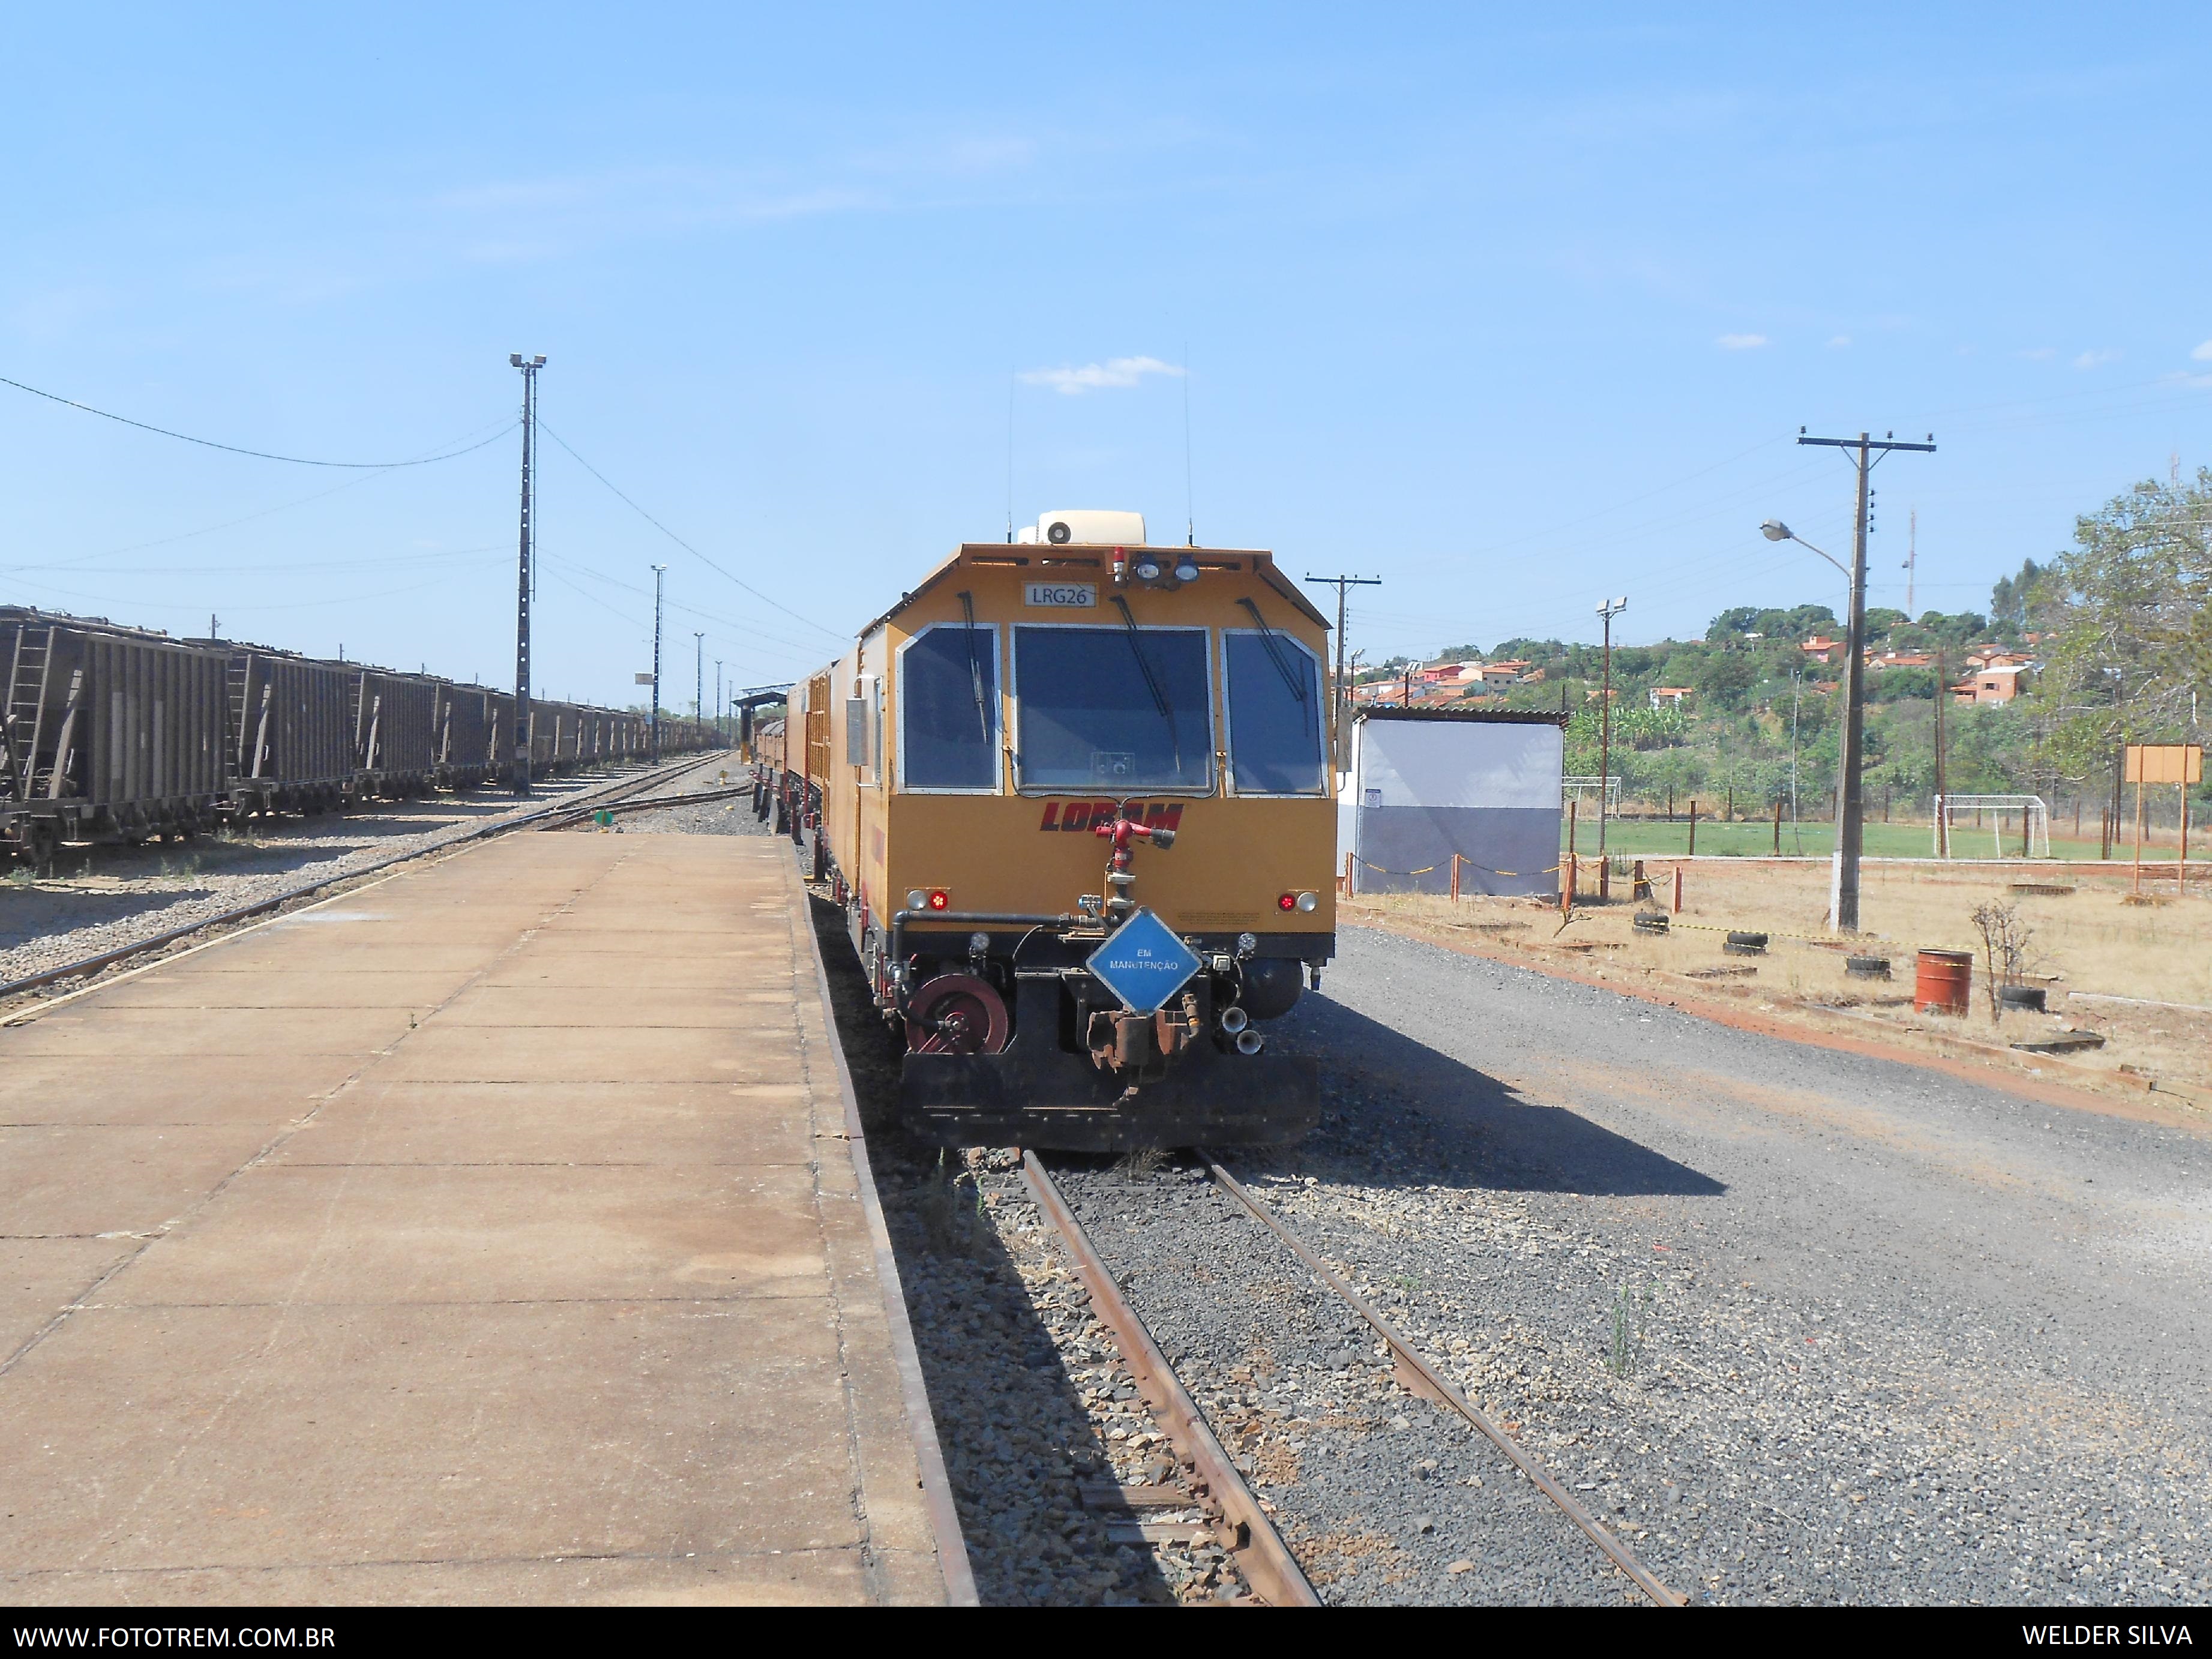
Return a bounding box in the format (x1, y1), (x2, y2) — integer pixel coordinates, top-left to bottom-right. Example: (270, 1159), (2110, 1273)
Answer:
(957, 590), (990, 741)
(1110, 594), (1181, 770)
(1237, 597), (1308, 702)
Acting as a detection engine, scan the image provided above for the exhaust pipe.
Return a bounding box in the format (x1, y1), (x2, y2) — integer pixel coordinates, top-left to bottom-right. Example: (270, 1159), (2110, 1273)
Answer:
(1235, 1028), (1265, 1056)
(1219, 1005), (1250, 1035)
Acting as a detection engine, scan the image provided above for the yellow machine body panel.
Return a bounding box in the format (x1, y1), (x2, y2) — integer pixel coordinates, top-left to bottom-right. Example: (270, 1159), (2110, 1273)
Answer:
(802, 544), (1336, 941)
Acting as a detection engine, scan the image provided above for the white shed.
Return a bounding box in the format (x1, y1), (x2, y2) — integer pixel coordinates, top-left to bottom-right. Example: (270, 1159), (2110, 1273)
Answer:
(1336, 707), (1566, 898)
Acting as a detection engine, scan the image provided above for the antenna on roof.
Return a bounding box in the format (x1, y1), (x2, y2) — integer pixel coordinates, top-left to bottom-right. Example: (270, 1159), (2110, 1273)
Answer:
(1182, 342), (1196, 547)
(1006, 370), (1015, 544)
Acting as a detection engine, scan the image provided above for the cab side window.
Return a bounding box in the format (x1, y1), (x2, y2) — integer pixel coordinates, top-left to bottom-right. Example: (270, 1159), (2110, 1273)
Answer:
(899, 625), (999, 791)
(1224, 631), (1325, 794)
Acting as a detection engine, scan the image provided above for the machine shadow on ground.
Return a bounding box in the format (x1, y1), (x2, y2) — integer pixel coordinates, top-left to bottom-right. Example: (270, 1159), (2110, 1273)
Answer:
(807, 893), (1181, 1607)
(1243, 993), (1728, 1200)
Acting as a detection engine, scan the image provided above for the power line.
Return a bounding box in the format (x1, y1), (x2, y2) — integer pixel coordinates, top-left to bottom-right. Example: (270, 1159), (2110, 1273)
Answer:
(1, 416), (518, 579)
(0, 373), (515, 468)
(534, 418), (849, 643)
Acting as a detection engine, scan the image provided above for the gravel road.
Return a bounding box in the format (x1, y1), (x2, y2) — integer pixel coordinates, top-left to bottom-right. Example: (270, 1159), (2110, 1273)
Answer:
(1218, 923), (2212, 1605)
(0, 752), (735, 987)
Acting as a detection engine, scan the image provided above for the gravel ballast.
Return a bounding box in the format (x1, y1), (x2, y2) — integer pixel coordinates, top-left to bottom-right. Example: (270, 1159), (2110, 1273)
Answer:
(1047, 1155), (1645, 1604)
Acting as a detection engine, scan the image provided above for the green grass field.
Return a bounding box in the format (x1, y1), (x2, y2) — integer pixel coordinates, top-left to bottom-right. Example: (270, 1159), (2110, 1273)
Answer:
(1564, 817), (2124, 862)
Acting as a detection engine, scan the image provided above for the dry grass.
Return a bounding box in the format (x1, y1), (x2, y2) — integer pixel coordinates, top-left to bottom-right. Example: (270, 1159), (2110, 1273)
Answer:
(1347, 863), (2212, 1112)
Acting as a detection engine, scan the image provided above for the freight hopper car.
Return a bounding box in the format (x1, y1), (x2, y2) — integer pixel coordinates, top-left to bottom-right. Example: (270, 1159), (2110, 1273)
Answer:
(351, 667), (439, 799)
(1, 607), (229, 861)
(219, 643), (355, 816)
(790, 513), (1335, 1151)
(431, 683), (500, 792)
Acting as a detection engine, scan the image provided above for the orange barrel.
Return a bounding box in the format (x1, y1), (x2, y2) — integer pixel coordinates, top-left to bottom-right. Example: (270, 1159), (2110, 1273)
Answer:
(1914, 949), (1973, 1015)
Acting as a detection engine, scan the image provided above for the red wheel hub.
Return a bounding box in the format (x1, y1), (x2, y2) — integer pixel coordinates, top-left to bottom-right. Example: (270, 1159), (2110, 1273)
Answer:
(906, 973), (1011, 1056)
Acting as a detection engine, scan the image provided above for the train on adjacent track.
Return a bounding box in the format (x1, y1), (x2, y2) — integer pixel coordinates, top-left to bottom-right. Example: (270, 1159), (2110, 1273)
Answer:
(753, 511), (1338, 1151)
(1, 606), (716, 862)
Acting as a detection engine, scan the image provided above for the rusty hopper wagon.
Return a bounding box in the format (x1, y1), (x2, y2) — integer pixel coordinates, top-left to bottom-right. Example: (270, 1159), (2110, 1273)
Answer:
(432, 683), (499, 790)
(775, 511), (1336, 1151)
(219, 643), (355, 816)
(1, 607), (229, 860)
(351, 667), (438, 798)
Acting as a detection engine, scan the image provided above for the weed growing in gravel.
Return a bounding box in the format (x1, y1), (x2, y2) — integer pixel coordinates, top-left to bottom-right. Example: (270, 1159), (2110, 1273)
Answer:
(1114, 1145), (1167, 1180)
(1609, 1276), (1652, 1379)
(5, 866), (31, 888)
(914, 1149), (987, 1257)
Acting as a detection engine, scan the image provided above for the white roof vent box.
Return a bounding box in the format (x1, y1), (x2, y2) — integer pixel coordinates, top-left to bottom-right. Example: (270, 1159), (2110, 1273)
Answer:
(1014, 509), (1147, 546)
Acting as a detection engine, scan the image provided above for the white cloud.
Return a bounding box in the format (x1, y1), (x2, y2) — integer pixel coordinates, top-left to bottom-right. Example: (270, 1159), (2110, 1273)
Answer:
(2017, 347), (2057, 360)
(1018, 355), (1184, 395)
(2192, 340), (2212, 361)
(1827, 334), (1851, 348)
(1715, 333), (1768, 351)
(2073, 349), (2118, 369)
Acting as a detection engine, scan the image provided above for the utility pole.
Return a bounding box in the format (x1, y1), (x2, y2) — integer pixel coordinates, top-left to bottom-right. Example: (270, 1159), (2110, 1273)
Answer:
(714, 659), (723, 744)
(1791, 667), (1802, 838)
(1595, 596), (1627, 899)
(1305, 573), (1381, 781)
(508, 352), (545, 795)
(1903, 507), (1917, 619)
(694, 633), (705, 724)
(209, 613), (219, 640)
(1934, 648), (1948, 858)
(651, 563), (667, 761)
(1796, 428), (1937, 932)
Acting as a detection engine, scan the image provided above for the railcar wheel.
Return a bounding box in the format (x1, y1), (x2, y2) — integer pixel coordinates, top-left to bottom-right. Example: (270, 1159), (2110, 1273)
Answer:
(905, 973), (1011, 1056)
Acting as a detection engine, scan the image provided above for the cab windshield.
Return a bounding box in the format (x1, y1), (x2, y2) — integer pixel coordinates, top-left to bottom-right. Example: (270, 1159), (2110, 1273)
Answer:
(1014, 624), (1212, 791)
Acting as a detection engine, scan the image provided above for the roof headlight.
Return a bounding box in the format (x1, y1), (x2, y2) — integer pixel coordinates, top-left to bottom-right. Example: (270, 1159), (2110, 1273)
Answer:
(1132, 552), (1163, 582)
(1173, 554), (1200, 584)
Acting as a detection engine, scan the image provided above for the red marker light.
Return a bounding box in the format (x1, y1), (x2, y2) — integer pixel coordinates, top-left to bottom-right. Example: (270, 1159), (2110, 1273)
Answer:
(927, 890), (950, 911)
(1278, 893), (1298, 911)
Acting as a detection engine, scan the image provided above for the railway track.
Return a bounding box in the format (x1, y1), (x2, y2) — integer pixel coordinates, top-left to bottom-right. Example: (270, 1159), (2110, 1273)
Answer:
(1029, 1150), (1687, 1607)
(0, 750), (733, 1008)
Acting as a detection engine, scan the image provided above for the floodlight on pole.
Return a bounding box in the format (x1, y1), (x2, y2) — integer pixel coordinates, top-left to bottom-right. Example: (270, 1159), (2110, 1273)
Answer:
(508, 352), (545, 795)
(651, 564), (668, 761)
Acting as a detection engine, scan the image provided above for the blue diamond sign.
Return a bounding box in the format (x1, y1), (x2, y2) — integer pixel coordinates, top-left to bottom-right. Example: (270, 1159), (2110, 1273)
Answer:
(1086, 908), (1204, 1015)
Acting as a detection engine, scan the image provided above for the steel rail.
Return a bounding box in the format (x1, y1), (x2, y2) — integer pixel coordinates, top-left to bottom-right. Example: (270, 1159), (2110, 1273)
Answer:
(529, 775), (752, 831)
(1203, 1159), (1688, 1607)
(1020, 1152), (1322, 1609)
(0, 753), (726, 1005)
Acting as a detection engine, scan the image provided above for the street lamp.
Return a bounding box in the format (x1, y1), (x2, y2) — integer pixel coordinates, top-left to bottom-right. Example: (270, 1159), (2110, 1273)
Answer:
(1595, 596), (1627, 898)
(1760, 518), (1865, 932)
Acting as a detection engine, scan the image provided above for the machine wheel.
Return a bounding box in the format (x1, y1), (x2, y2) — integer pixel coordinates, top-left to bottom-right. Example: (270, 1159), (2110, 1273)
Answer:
(23, 820), (61, 870)
(905, 974), (1011, 1056)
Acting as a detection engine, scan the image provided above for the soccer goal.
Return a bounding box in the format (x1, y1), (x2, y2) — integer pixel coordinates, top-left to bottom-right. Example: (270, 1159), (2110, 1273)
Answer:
(1561, 775), (1622, 814)
(1932, 793), (2049, 859)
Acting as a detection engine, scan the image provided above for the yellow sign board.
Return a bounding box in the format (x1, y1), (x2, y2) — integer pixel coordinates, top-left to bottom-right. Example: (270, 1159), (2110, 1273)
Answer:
(2124, 744), (2204, 785)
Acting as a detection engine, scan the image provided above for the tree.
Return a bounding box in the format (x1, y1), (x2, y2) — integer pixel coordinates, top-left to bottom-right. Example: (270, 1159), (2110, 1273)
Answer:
(1990, 558), (2045, 631)
(1863, 607), (1908, 641)
(2028, 469), (2212, 778)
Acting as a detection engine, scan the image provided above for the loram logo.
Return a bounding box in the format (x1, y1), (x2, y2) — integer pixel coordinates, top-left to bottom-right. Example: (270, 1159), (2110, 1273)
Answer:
(1036, 802), (1185, 834)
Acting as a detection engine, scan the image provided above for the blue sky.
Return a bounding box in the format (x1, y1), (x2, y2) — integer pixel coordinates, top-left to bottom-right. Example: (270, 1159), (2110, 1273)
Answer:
(5, 5), (2210, 702)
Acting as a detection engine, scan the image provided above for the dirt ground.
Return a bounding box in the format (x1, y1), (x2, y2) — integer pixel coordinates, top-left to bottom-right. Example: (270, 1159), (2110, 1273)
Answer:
(1345, 859), (2212, 1119)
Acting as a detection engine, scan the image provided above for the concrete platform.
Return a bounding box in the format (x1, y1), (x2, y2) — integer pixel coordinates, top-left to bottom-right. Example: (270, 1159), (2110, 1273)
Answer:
(0, 833), (970, 1607)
